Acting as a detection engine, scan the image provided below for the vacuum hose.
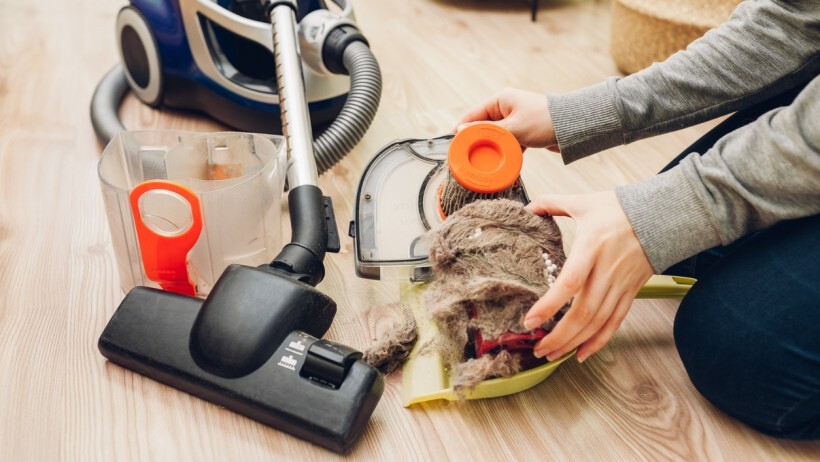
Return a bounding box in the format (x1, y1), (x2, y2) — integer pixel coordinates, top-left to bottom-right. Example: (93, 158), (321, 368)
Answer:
(313, 41), (381, 173)
(90, 66), (128, 145)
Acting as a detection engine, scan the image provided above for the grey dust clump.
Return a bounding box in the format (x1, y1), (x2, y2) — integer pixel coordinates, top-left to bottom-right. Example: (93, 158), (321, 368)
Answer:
(426, 199), (568, 394)
(363, 199), (569, 396)
(362, 313), (417, 375)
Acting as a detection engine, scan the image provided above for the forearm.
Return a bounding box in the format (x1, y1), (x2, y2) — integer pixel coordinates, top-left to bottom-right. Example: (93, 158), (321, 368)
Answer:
(550, 0), (820, 163)
(616, 75), (820, 273)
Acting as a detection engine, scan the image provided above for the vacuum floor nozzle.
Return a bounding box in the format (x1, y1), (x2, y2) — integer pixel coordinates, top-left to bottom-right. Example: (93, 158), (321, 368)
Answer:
(99, 280), (383, 453)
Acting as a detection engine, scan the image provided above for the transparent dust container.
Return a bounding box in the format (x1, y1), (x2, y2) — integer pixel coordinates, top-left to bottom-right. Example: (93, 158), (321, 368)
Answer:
(98, 131), (287, 296)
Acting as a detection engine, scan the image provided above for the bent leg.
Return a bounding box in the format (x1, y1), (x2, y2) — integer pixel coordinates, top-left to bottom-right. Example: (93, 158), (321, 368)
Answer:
(673, 214), (820, 439)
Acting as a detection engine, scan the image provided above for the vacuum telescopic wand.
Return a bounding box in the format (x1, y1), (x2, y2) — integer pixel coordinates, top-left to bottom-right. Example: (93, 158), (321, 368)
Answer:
(98, 0), (383, 452)
(265, 0), (330, 285)
(269, 0), (320, 189)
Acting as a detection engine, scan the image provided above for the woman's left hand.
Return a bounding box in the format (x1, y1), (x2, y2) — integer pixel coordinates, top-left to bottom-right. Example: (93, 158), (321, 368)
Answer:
(523, 191), (654, 363)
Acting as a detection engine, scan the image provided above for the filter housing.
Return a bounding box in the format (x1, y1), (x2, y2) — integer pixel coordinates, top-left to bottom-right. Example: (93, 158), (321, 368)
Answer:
(350, 135), (529, 282)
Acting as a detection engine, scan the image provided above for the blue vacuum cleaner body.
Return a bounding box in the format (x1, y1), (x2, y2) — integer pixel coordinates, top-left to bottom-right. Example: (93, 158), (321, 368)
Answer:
(118, 0), (349, 132)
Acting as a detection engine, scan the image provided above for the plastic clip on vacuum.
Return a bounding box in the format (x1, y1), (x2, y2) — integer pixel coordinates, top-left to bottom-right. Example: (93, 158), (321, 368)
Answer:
(97, 0), (383, 452)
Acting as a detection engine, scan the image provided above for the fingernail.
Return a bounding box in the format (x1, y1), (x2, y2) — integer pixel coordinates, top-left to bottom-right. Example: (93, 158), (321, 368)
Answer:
(524, 316), (542, 330)
(547, 352), (562, 361)
(533, 348), (546, 358)
(577, 352), (588, 363)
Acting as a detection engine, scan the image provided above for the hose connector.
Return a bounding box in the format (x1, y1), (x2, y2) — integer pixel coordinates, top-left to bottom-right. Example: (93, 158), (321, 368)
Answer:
(299, 10), (357, 75)
(322, 24), (369, 75)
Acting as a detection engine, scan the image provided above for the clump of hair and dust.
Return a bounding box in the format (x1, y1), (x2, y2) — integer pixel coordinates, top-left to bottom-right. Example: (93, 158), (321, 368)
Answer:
(363, 199), (569, 396)
(426, 199), (568, 395)
(362, 313), (417, 375)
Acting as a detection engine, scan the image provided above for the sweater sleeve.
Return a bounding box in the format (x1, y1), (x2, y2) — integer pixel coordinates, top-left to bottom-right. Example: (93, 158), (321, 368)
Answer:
(548, 0), (820, 163)
(615, 75), (820, 273)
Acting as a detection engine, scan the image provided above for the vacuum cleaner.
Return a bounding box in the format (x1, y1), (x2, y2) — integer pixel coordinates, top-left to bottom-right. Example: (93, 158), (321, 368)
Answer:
(91, 0), (383, 452)
(91, 0), (381, 174)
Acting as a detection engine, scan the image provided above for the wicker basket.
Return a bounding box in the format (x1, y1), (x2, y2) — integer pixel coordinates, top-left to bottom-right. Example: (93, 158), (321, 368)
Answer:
(611, 0), (742, 74)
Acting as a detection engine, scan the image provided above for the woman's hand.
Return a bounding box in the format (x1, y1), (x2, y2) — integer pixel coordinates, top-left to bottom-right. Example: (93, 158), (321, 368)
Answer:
(523, 191), (654, 363)
(456, 87), (559, 151)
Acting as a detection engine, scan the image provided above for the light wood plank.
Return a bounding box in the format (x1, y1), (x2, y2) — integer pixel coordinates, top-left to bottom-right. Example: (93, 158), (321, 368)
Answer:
(0, 0), (818, 460)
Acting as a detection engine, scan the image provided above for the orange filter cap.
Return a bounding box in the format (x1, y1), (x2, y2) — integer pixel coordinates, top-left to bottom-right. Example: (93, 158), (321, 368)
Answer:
(448, 123), (523, 194)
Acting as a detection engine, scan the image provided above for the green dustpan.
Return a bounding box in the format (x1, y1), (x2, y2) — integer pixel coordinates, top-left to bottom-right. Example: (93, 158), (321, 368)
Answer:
(400, 275), (696, 406)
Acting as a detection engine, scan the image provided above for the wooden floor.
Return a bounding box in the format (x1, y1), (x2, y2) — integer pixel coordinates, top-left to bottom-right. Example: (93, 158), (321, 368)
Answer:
(1, 0), (818, 460)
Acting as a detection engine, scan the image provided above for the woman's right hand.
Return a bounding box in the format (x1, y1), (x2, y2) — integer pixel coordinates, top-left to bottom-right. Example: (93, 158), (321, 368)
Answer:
(456, 87), (559, 151)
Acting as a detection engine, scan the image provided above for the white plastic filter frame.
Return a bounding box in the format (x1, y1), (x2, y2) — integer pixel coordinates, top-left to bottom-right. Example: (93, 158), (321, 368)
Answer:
(98, 131), (287, 296)
(352, 135), (529, 281)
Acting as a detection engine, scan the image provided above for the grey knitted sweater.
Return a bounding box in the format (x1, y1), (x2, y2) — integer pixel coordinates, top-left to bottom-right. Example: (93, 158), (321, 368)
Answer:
(547, 0), (820, 272)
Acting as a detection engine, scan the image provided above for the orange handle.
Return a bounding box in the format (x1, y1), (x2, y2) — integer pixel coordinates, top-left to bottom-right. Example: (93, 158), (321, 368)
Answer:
(129, 180), (203, 296)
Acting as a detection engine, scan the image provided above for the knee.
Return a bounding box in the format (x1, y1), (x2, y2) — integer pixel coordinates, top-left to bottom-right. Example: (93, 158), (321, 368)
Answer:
(672, 215), (820, 439)
(673, 290), (820, 439)
(673, 290), (737, 411)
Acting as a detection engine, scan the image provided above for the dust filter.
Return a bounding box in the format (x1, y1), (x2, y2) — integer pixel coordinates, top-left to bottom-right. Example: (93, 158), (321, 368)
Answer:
(438, 123), (524, 219)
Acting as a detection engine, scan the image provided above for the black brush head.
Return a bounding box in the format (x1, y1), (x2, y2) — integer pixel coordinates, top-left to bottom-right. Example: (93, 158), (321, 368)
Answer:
(190, 264), (336, 378)
(98, 284), (383, 453)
